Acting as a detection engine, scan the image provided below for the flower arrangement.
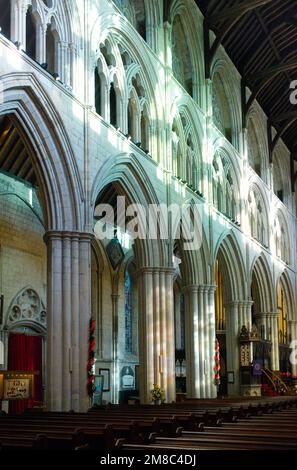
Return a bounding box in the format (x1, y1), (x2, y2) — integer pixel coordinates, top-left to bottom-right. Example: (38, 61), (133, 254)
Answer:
(150, 384), (165, 404)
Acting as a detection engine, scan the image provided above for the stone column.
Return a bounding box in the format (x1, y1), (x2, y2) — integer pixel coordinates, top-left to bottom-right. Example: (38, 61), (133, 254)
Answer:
(225, 301), (240, 395)
(266, 312), (280, 370)
(184, 285), (217, 399)
(238, 301), (253, 331)
(288, 320), (297, 376)
(138, 268), (175, 404)
(254, 312), (269, 340)
(10, 0), (26, 45)
(36, 24), (46, 64)
(111, 293), (119, 404)
(45, 231), (92, 412)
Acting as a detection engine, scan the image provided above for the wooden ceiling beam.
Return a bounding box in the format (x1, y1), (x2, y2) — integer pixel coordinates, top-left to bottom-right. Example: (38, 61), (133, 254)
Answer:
(270, 117), (297, 157)
(270, 111), (297, 124)
(207, 0), (274, 25)
(246, 60), (297, 82)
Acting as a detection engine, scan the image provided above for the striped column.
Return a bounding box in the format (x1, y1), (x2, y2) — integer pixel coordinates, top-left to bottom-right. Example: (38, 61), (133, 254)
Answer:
(184, 285), (217, 399)
(139, 268), (175, 404)
(45, 231), (92, 412)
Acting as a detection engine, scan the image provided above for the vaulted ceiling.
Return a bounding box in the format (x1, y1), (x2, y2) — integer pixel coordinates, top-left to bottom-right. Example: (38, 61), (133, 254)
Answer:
(195, 0), (297, 162)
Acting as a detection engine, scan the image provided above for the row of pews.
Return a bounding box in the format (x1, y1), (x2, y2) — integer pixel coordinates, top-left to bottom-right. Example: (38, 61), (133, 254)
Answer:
(0, 397), (296, 450)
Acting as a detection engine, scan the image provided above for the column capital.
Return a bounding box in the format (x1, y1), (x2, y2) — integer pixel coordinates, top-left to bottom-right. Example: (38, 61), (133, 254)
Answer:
(224, 300), (240, 309)
(44, 230), (94, 244)
(261, 311), (279, 318)
(138, 266), (175, 275)
(225, 300), (253, 307)
(288, 320), (297, 325)
(239, 300), (254, 307)
(183, 284), (216, 294)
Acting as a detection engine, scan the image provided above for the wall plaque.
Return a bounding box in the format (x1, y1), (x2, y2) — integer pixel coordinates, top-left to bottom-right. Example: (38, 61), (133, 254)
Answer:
(0, 372), (35, 400)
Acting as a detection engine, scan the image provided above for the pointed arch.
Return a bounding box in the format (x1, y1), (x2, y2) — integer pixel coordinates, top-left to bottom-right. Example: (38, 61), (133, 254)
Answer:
(276, 270), (296, 322)
(169, 0), (204, 105)
(0, 73), (83, 231)
(250, 254), (274, 313)
(5, 286), (47, 334)
(246, 105), (269, 181)
(214, 231), (247, 302)
(91, 153), (167, 268)
(211, 58), (241, 150)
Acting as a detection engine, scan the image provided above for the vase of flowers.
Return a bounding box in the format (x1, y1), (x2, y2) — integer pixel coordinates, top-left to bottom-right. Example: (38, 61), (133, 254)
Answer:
(150, 384), (165, 404)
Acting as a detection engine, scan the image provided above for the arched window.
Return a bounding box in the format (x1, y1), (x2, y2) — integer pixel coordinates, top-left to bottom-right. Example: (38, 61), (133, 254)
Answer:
(251, 269), (263, 336)
(248, 188), (268, 247)
(140, 108), (149, 152)
(124, 270), (133, 353)
(110, 82), (117, 126)
(226, 172), (235, 219)
(94, 67), (102, 115)
(273, 157), (285, 202)
(212, 73), (232, 142)
(172, 14), (193, 96)
(128, 97), (134, 138)
(278, 284), (287, 345)
(215, 261), (226, 331)
(46, 23), (57, 74)
(247, 119), (262, 177)
(186, 136), (194, 187)
(0, 0), (11, 40)
(26, 6), (37, 60)
(212, 153), (238, 222)
(274, 211), (290, 264)
(114, 0), (146, 40)
(128, 87), (140, 142)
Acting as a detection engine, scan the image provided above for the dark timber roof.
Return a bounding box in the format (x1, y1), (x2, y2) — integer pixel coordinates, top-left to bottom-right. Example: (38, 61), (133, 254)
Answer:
(195, 0), (297, 165)
(0, 116), (37, 186)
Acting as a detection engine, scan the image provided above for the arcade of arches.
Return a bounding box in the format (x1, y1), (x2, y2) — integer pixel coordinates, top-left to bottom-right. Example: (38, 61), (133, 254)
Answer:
(0, 0), (296, 413)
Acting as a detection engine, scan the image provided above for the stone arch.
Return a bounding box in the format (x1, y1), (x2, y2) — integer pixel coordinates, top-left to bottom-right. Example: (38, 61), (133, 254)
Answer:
(212, 145), (241, 222)
(250, 254), (274, 313)
(169, 0), (204, 105)
(213, 231), (247, 302)
(246, 105), (269, 181)
(5, 286), (46, 334)
(173, 230), (210, 287)
(27, 0), (75, 44)
(211, 58), (241, 150)
(248, 180), (270, 247)
(213, 231), (247, 396)
(0, 74), (83, 231)
(276, 270), (295, 322)
(92, 19), (162, 156)
(91, 153), (167, 268)
(169, 97), (204, 190)
(272, 143), (290, 204)
(24, 0), (79, 86)
(113, 0), (147, 40)
(274, 207), (291, 264)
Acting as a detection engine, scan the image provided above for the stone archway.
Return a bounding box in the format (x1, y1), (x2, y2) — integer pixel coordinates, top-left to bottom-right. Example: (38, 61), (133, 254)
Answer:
(0, 77), (91, 412)
(91, 154), (174, 403)
(214, 232), (248, 396)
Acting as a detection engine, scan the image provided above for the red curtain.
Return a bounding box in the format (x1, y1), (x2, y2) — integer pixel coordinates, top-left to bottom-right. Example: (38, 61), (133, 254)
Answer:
(8, 333), (43, 414)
